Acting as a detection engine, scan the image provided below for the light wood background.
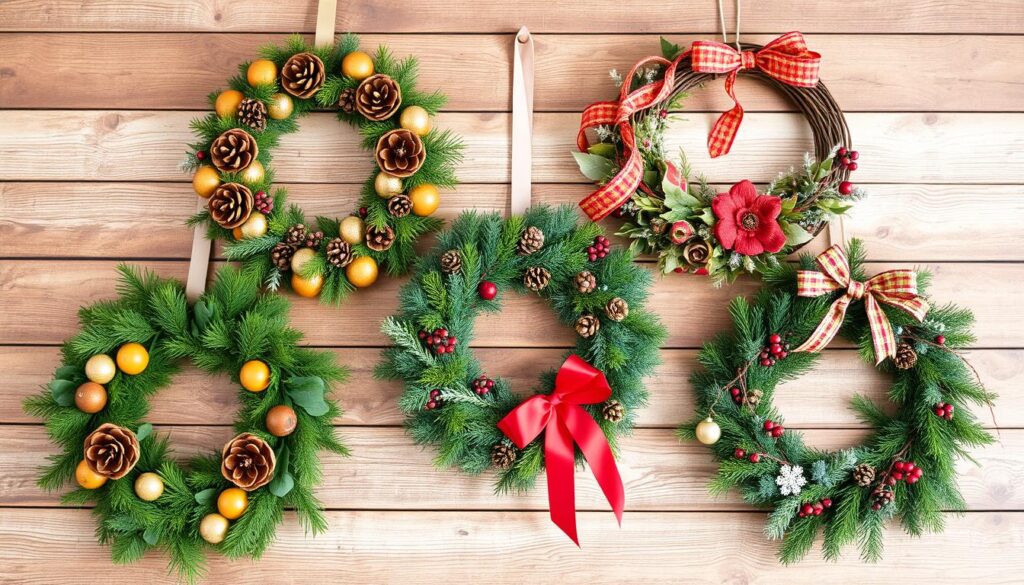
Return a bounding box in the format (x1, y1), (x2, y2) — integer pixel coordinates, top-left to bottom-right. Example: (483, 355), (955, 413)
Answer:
(1, 1), (1022, 583)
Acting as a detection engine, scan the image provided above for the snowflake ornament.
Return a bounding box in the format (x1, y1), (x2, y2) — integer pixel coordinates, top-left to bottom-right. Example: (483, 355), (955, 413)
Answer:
(776, 464), (808, 496)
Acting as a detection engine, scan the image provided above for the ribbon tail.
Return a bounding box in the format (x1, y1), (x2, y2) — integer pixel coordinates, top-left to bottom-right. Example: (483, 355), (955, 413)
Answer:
(563, 405), (624, 526)
(545, 416), (579, 546)
(865, 295), (897, 365)
(708, 72), (743, 158)
(793, 296), (851, 354)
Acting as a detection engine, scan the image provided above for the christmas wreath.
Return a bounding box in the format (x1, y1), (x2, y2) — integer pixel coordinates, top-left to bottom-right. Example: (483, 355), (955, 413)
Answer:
(184, 34), (464, 302)
(377, 206), (667, 543)
(680, 240), (995, 562)
(23, 266), (347, 581)
(575, 33), (863, 283)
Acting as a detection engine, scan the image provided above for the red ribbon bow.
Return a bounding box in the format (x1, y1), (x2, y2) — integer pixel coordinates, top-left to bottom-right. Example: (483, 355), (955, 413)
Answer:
(497, 355), (624, 545)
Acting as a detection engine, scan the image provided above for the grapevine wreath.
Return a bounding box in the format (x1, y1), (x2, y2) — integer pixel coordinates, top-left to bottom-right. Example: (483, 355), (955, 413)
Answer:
(680, 240), (995, 563)
(378, 206), (667, 543)
(575, 33), (864, 283)
(24, 266), (347, 581)
(185, 34), (464, 302)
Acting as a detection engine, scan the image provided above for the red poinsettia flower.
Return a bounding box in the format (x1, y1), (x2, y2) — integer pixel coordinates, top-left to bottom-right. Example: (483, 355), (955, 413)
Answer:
(711, 180), (786, 256)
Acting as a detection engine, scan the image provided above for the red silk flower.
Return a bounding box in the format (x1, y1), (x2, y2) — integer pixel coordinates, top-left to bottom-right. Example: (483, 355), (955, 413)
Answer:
(712, 180), (786, 256)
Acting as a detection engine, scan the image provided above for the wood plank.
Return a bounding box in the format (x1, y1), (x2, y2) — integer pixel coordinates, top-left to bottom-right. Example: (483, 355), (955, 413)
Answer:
(4, 346), (1016, 428)
(1, 111), (1022, 184)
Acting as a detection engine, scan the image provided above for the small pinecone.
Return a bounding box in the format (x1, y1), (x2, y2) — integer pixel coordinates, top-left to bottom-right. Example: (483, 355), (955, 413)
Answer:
(304, 229), (324, 249)
(339, 88), (356, 114)
(366, 225), (396, 252)
(208, 182), (254, 229)
(374, 129), (425, 178)
(523, 266), (551, 291)
(516, 226), (545, 255)
(84, 423), (140, 480)
(893, 342), (918, 370)
(355, 74), (402, 121)
(576, 314), (600, 338)
(575, 270), (597, 293)
(253, 189), (274, 214)
(386, 194), (412, 218)
(853, 463), (876, 487)
(872, 487), (895, 509)
(650, 218), (668, 235)
(270, 242), (296, 270)
(743, 388), (763, 408)
(284, 224), (308, 247)
(491, 443), (517, 470)
(210, 128), (259, 173)
(221, 432), (276, 491)
(236, 98), (268, 132)
(281, 52), (325, 99)
(440, 249), (462, 274)
(325, 238), (353, 268)
(602, 400), (625, 423)
(604, 297), (629, 322)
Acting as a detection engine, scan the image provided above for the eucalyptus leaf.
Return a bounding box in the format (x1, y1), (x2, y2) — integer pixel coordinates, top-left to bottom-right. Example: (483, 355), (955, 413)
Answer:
(586, 142), (616, 158)
(54, 365), (80, 381)
(286, 376), (329, 416)
(662, 169), (700, 210)
(572, 152), (615, 181)
(194, 488), (217, 505)
(268, 448), (294, 498)
(143, 524), (162, 546)
(136, 423), (153, 442)
(49, 379), (77, 407)
(782, 222), (815, 247)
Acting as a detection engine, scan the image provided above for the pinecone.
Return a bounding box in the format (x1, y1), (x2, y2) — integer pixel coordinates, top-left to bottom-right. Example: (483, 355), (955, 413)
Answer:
(650, 218), (668, 235)
(743, 388), (763, 408)
(236, 98), (267, 132)
(83, 423), (139, 480)
(602, 400), (625, 422)
(355, 74), (402, 121)
(253, 189), (274, 214)
(516, 226), (545, 255)
(339, 88), (356, 114)
(366, 225), (395, 252)
(575, 270), (597, 293)
(209, 128), (259, 173)
(604, 297), (629, 321)
(853, 463), (876, 487)
(872, 487), (895, 509)
(893, 342), (918, 370)
(491, 443), (517, 470)
(281, 52), (325, 99)
(208, 183), (254, 229)
(221, 432), (276, 491)
(325, 238), (353, 268)
(374, 129), (425, 178)
(386, 194), (412, 218)
(523, 266), (551, 291)
(576, 314), (600, 338)
(304, 229), (324, 249)
(284, 224), (308, 247)
(440, 249), (462, 274)
(270, 242), (296, 270)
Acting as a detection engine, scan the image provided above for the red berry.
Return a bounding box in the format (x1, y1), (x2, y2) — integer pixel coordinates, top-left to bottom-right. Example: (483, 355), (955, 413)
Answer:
(359, 207), (368, 217)
(892, 472), (904, 481)
(769, 334), (781, 344)
(935, 335), (946, 345)
(587, 246), (596, 254)
(771, 427), (784, 438)
(886, 476), (898, 486)
(907, 476), (919, 485)
(912, 467), (923, 478)
(734, 448), (746, 459)
(730, 387), (741, 397)
(822, 498), (833, 508)
(813, 503), (824, 515)
(849, 151), (860, 161)
(418, 330), (427, 339)
(838, 181), (854, 196)
(770, 344), (783, 355)
(837, 147), (848, 157)
(438, 329), (448, 337)
(779, 351), (788, 359)
(847, 162), (858, 171)
(935, 406), (946, 416)
(894, 461), (906, 472)
(802, 504), (814, 516)
(589, 254), (598, 261)
(760, 350), (770, 359)
(761, 358), (772, 367)
(478, 280), (498, 301)
(749, 453), (761, 463)
(196, 151), (206, 160)
(872, 503), (882, 511)
(673, 267), (683, 273)
(426, 401), (436, 410)
(763, 420), (775, 431)
(841, 156), (852, 166)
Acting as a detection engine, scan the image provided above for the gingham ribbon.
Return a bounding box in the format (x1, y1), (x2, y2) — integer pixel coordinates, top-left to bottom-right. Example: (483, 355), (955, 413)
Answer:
(793, 245), (930, 364)
(690, 31), (821, 158)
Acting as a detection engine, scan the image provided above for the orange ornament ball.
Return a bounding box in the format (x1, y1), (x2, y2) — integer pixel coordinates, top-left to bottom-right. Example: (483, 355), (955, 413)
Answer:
(341, 51), (374, 80)
(266, 404), (298, 437)
(215, 90), (245, 118)
(239, 360), (271, 392)
(291, 272), (324, 298)
(116, 343), (149, 375)
(74, 382), (108, 414)
(247, 59), (278, 86)
(76, 459), (108, 490)
(345, 256), (379, 288)
(217, 487), (249, 520)
(409, 184), (440, 216)
(193, 166), (221, 198)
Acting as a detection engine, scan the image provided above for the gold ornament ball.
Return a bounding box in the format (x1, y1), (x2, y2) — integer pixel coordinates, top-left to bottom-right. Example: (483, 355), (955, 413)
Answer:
(242, 159), (265, 184)
(346, 256), (379, 288)
(85, 354), (117, 384)
(214, 90), (245, 118)
(74, 382), (108, 414)
(217, 488), (249, 520)
(116, 342), (149, 375)
(290, 246), (316, 273)
(267, 92), (294, 120)
(233, 211), (268, 240)
(374, 172), (404, 198)
(399, 106), (431, 136)
(76, 459), (108, 490)
(266, 404), (298, 437)
(409, 184), (440, 216)
(240, 359), (271, 392)
(291, 273), (324, 298)
(199, 513), (229, 544)
(134, 472), (165, 502)
(695, 417), (722, 445)
(339, 215), (365, 245)
(192, 166), (221, 198)
(247, 59), (278, 86)
(341, 51), (374, 80)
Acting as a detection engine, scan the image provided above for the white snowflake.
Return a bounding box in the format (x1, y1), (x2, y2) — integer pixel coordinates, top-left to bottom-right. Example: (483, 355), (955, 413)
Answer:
(775, 464), (808, 496)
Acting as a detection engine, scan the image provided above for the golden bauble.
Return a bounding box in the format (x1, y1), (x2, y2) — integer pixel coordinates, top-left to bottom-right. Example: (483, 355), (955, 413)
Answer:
(339, 215), (365, 245)
(266, 404), (298, 437)
(242, 159), (265, 184)
(85, 354), (116, 384)
(233, 212), (268, 240)
(267, 92), (294, 120)
(76, 459), (108, 490)
(116, 342), (149, 375)
(247, 59), (278, 86)
(215, 90), (245, 118)
(341, 51), (374, 80)
(345, 256), (379, 288)
(290, 246), (316, 273)
(74, 382), (107, 414)
(291, 273), (324, 298)
(409, 184), (440, 216)
(240, 359), (271, 392)
(374, 172), (404, 198)
(192, 166), (221, 198)
(134, 472), (165, 502)
(695, 417), (722, 445)
(199, 513), (229, 544)
(217, 488), (249, 520)
(399, 106), (431, 136)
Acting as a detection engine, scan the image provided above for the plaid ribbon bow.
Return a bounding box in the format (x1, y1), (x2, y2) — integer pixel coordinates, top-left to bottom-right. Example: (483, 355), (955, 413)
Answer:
(690, 31), (821, 158)
(793, 245), (930, 364)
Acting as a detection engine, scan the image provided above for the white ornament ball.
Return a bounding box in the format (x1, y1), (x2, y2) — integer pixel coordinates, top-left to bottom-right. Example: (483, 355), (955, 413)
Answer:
(695, 417), (721, 445)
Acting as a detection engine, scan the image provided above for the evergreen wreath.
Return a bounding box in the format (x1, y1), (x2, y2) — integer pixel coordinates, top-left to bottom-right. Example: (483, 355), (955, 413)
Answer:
(23, 266), (348, 582)
(184, 34), (465, 303)
(679, 240), (995, 563)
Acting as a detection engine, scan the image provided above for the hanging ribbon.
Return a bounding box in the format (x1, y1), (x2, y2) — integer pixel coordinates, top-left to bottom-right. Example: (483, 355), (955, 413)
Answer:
(793, 245), (930, 364)
(497, 355), (624, 545)
(510, 26), (535, 215)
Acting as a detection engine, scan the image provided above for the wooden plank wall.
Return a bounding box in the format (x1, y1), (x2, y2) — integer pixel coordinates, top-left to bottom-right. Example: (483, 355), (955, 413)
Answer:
(1, 2), (1022, 582)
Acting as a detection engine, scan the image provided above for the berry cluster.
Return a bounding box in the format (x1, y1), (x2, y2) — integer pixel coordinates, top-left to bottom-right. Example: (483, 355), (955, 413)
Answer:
(419, 328), (458, 355)
(728, 386), (743, 405)
(798, 498), (833, 518)
(587, 236), (611, 261)
(424, 389), (444, 410)
(763, 419), (785, 439)
(888, 460), (923, 485)
(836, 147), (859, 196)
(734, 448), (763, 463)
(471, 376), (494, 396)
(759, 333), (789, 367)
(254, 190), (274, 214)
(934, 402), (955, 420)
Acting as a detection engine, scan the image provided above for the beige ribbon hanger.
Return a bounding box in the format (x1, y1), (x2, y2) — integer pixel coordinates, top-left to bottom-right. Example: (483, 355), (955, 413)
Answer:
(314, 0), (338, 47)
(510, 26), (535, 215)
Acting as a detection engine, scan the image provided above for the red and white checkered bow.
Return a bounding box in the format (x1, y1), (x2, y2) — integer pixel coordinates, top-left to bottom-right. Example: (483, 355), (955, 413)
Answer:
(793, 245), (930, 365)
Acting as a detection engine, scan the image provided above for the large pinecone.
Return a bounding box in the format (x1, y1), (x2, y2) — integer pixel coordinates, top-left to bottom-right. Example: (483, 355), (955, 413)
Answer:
(366, 225), (395, 252)
(602, 400), (625, 422)
(516, 226), (545, 255)
(210, 128), (259, 173)
(523, 266), (551, 291)
(893, 342), (918, 370)
(84, 423), (139, 479)
(490, 443), (517, 470)
(374, 129), (425, 178)
(237, 98), (267, 132)
(283, 224), (308, 247)
(355, 74), (402, 121)
(576, 314), (600, 338)
(575, 270), (596, 293)
(270, 242), (296, 270)
(853, 463), (876, 487)
(440, 249), (462, 274)
(208, 182), (254, 228)
(605, 297), (629, 321)
(325, 238), (353, 268)
(281, 52), (325, 99)
(221, 432), (276, 491)
(387, 194), (412, 218)
(339, 88), (356, 114)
